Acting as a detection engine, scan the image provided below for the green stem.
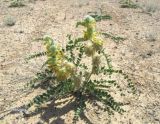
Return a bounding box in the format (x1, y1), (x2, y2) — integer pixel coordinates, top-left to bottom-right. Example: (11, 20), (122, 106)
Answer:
(101, 50), (112, 70)
(86, 70), (93, 83)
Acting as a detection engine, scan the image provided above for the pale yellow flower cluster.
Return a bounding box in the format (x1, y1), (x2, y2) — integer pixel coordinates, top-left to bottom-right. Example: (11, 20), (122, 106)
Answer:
(43, 36), (76, 81)
(77, 15), (103, 74)
(77, 15), (103, 57)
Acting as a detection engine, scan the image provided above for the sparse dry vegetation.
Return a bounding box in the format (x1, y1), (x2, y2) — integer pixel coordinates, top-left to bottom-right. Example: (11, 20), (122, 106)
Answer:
(9, 0), (25, 7)
(142, 1), (160, 13)
(4, 16), (16, 26)
(119, 0), (138, 9)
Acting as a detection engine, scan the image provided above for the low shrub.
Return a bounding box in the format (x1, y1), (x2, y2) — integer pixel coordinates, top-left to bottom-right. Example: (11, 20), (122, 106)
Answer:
(25, 16), (136, 123)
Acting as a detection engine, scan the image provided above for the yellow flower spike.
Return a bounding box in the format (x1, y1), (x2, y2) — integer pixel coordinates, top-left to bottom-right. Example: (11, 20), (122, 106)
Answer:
(43, 35), (55, 52)
(56, 67), (70, 81)
(76, 15), (96, 28)
(43, 35), (67, 78)
(77, 15), (96, 41)
(64, 61), (76, 74)
(43, 37), (57, 58)
(84, 16), (96, 40)
(55, 61), (76, 81)
(83, 31), (88, 40)
(56, 50), (65, 60)
(84, 27), (95, 40)
(46, 47), (64, 71)
(84, 15), (96, 28)
(92, 36), (103, 51)
(43, 35), (64, 57)
(47, 56), (57, 65)
(81, 16), (104, 50)
(48, 45), (57, 54)
(84, 42), (95, 57)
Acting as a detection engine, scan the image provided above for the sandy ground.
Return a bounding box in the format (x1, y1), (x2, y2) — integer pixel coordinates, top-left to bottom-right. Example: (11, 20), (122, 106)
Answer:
(0, 0), (160, 123)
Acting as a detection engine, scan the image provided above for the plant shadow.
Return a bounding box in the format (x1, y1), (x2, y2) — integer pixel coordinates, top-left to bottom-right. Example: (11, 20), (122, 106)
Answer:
(23, 95), (93, 124)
